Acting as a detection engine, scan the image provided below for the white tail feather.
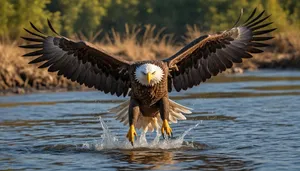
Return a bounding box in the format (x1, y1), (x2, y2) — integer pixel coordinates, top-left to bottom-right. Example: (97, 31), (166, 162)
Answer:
(108, 100), (130, 113)
(115, 107), (128, 120)
(108, 99), (192, 133)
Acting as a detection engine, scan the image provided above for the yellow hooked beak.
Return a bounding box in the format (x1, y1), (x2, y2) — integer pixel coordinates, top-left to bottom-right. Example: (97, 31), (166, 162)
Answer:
(147, 72), (153, 84)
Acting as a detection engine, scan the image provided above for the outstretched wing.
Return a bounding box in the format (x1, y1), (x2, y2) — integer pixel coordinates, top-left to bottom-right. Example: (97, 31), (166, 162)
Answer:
(163, 9), (276, 92)
(20, 20), (132, 97)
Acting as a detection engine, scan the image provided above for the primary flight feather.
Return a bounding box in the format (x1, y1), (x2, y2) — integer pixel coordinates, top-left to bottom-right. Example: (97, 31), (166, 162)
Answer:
(20, 9), (275, 145)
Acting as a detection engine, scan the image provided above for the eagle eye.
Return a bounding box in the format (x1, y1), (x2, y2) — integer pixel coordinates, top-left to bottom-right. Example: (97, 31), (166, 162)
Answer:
(152, 71), (156, 74)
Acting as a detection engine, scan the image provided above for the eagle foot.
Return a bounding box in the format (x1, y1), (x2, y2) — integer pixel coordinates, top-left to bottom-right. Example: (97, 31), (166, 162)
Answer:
(126, 125), (137, 146)
(161, 119), (173, 139)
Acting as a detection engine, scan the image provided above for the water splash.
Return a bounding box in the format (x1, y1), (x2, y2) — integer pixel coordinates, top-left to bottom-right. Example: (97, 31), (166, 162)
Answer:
(80, 117), (201, 151)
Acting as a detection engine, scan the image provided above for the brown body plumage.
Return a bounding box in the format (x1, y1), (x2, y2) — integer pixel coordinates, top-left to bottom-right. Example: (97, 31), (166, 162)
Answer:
(20, 8), (276, 145)
(130, 61), (169, 106)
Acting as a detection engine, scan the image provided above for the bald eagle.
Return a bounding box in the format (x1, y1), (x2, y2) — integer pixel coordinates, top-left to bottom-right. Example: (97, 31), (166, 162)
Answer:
(20, 9), (275, 145)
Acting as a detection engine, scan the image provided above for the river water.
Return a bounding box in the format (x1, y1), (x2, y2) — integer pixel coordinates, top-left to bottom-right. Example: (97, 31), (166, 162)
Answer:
(1, 70), (300, 170)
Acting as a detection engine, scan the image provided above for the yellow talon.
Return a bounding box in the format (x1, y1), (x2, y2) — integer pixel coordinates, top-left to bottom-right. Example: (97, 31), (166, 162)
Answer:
(126, 125), (137, 146)
(161, 119), (172, 138)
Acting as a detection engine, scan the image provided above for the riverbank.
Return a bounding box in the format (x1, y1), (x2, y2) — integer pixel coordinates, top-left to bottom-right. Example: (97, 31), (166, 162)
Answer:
(1, 31), (299, 96)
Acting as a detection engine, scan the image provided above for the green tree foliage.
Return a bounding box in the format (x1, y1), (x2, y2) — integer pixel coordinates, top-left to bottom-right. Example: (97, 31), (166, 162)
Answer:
(264, 0), (289, 31)
(47, 0), (110, 37)
(280, 0), (300, 27)
(0, 0), (299, 41)
(101, 0), (140, 33)
(0, 1), (14, 38)
(206, 0), (263, 31)
(0, 0), (60, 40)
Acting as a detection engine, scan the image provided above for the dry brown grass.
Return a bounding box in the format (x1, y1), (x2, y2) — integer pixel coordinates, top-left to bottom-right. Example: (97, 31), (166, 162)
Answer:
(184, 24), (201, 44)
(271, 30), (300, 54)
(0, 42), (79, 93)
(98, 24), (177, 61)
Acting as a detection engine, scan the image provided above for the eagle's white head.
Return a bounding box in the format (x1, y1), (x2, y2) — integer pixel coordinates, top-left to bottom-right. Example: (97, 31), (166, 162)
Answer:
(135, 63), (164, 86)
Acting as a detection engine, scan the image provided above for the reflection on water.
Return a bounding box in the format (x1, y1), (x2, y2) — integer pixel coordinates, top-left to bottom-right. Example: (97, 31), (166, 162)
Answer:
(123, 150), (177, 169)
(106, 150), (251, 170)
(28, 144), (250, 170)
(1, 70), (300, 170)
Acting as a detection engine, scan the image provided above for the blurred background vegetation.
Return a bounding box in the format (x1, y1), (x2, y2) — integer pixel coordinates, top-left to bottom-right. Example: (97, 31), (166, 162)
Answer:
(0, 0), (299, 41)
(0, 0), (300, 94)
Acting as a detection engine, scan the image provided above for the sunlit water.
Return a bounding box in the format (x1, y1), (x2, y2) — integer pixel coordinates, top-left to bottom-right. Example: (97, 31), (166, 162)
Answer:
(1, 70), (300, 170)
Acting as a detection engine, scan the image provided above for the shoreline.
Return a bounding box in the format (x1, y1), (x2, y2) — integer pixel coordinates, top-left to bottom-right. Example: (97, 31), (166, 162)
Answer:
(1, 43), (299, 96)
(1, 54), (299, 96)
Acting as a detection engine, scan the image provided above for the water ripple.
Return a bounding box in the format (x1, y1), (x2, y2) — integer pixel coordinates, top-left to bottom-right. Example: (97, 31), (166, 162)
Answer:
(1, 70), (300, 170)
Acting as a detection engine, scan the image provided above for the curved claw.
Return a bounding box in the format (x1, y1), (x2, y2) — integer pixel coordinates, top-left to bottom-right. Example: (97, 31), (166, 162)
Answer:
(126, 125), (137, 146)
(161, 119), (172, 139)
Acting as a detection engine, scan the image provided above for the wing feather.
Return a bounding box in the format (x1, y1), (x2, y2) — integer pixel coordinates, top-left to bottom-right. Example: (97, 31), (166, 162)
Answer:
(20, 20), (132, 96)
(163, 9), (275, 92)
